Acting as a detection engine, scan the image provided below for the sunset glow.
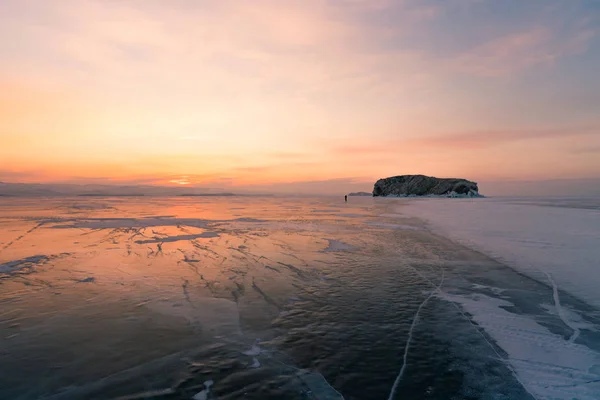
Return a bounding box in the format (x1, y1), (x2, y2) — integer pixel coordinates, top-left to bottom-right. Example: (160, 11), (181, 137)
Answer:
(1, 0), (599, 192)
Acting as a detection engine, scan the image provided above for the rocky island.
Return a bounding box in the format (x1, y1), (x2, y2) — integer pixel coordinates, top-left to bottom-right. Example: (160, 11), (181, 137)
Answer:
(372, 175), (480, 197)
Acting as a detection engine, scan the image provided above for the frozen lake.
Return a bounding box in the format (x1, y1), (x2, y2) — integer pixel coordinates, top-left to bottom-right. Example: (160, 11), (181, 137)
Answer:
(1, 196), (599, 399)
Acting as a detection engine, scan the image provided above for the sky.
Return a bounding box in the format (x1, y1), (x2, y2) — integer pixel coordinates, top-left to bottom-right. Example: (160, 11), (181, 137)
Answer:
(1, 0), (599, 194)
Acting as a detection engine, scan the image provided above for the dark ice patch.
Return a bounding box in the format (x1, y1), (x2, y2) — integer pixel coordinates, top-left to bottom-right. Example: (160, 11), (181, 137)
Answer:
(0, 255), (50, 274)
(136, 232), (220, 244)
(323, 239), (355, 252)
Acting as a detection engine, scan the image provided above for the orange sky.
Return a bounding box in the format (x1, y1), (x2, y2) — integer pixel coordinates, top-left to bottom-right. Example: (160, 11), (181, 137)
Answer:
(1, 0), (599, 191)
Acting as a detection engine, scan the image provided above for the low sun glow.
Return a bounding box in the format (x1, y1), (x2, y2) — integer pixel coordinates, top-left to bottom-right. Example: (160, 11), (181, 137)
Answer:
(169, 177), (191, 186)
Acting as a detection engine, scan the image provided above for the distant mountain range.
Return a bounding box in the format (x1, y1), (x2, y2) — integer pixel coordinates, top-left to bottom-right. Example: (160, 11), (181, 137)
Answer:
(0, 182), (256, 197)
(348, 191), (372, 196)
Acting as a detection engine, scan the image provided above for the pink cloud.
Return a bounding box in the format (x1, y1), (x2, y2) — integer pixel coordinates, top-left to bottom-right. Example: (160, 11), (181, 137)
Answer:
(406, 126), (599, 149)
(328, 125), (600, 157)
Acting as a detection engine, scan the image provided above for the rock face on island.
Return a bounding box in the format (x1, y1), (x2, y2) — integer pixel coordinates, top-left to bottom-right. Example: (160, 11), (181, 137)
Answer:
(373, 175), (480, 197)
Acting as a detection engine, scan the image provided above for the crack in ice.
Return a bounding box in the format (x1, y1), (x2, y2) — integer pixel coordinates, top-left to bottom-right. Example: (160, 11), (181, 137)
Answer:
(387, 269), (444, 400)
(268, 356), (345, 399)
(407, 266), (539, 400)
(543, 271), (580, 343)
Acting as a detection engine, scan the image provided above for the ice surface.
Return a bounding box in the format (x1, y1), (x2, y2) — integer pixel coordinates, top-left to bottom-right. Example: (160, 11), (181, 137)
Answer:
(402, 197), (600, 400)
(402, 198), (600, 308)
(438, 291), (600, 400)
(147, 296), (242, 337)
(388, 270), (444, 400)
(3, 195), (596, 399)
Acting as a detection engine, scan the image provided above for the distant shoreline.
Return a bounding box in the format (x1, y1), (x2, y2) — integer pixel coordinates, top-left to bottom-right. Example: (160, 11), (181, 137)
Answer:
(177, 193), (236, 197)
(77, 193), (146, 197)
(0, 193), (278, 198)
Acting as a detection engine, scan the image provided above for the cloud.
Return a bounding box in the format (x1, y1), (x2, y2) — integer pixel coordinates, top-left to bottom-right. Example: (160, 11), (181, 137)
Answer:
(448, 23), (597, 77)
(3, 0), (597, 93)
(570, 144), (600, 154)
(1, 0), (600, 185)
(328, 125), (599, 156)
(405, 126), (599, 149)
(5, 0), (592, 111)
(0, 0), (437, 99)
(0, 169), (44, 182)
(450, 27), (554, 76)
(329, 144), (395, 156)
(263, 151), (316, 160)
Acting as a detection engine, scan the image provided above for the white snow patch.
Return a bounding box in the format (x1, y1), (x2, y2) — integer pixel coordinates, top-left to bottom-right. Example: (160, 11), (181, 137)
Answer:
(540, 304), (598, 333)
(401, 197), (600, 399)
(544, 271), (580, 343)
(243, 344), (262, 356)
(402, 198), (600, 308)
(471, 283), (506, 295)
(324, 239), (355, 252)
(298, 371), (345, 399)
(192, 380), (214, 400)
(438, 291), (600, 400)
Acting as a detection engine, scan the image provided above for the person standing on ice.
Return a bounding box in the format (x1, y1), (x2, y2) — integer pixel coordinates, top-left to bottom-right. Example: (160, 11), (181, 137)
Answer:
(344, 195), (347, 202)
